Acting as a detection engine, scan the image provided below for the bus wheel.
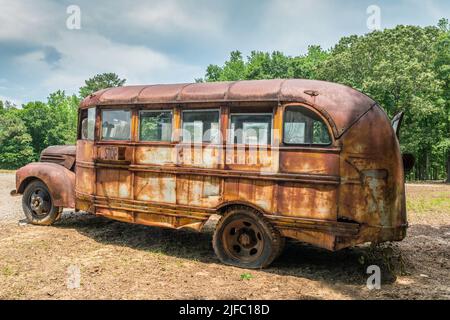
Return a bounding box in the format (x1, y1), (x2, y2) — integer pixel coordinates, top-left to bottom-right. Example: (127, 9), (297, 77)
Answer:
(213, 206), (284, 269)
(22, 180), (61, 226)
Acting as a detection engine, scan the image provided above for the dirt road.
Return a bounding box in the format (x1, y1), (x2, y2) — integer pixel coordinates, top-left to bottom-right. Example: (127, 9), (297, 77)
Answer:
(0, 173), (448, 299)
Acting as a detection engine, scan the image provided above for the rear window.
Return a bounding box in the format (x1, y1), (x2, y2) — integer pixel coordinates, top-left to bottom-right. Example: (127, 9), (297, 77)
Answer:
(284, 106), (331, 145)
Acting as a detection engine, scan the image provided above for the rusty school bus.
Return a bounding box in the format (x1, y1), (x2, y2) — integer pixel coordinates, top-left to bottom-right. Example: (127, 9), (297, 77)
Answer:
(12, 79), (409, 268)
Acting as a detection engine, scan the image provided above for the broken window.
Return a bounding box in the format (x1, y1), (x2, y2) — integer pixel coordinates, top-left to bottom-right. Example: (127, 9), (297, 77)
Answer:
(284, 106), (331, 145)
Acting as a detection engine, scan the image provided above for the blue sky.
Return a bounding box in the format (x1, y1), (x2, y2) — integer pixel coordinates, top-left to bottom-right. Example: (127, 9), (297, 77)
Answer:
(0, 0), (448, 105)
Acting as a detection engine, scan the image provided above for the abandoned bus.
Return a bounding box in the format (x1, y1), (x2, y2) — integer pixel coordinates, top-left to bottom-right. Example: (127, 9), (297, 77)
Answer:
(12, 79), (410, 269)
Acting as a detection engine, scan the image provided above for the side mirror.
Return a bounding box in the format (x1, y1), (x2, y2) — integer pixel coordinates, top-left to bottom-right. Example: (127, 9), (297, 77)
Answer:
(391, 112), (404, 140)
(402, 153), (415, 174)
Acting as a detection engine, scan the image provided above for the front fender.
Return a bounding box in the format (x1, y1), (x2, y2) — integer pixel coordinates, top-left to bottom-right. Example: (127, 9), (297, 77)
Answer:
(15, 162), (75, 208)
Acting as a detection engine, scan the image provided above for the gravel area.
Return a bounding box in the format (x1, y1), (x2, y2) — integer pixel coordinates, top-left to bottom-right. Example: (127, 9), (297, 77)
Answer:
(0, 173), (449, 299)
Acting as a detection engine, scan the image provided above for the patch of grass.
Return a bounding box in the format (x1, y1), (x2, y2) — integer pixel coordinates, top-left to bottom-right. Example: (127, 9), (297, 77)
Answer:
(147, 248), (168, 258)
(0, 169), (16, 174)
(1, 266), (17, 277)
(240, 272), (253, 281)
(175, 260), (185, 268)
(407, 193), (450, 215)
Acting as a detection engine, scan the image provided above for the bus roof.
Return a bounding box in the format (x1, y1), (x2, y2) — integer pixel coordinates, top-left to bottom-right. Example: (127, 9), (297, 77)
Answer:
(80, 79), (378, 137)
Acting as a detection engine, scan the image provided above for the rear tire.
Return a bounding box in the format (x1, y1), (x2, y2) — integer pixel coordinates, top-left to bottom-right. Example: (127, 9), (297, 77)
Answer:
(213, 206), (284, 269)
(22, 180), (61, 226)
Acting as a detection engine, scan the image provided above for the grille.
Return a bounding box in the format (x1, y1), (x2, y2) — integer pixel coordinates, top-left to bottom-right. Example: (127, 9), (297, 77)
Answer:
(40, 154), (66, 166)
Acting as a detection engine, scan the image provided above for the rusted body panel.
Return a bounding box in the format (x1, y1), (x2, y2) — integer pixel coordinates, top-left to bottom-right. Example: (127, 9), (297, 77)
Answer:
(15, 162), (75, 208)
(65, 79), (406, 250)
(40, 145), (76, 170)
(335, 105), (407, 249)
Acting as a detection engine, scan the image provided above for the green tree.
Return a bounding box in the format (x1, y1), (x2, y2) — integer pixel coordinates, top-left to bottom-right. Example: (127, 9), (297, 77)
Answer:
(244, 51), (291, 79)
(79, 72), (126, 98)
(317, 24), (448, 180)
(0, 100), (16, 113)
(205, 64), (224, 82)
(203, 47), (329, 82)
(290, 45), (329, 79)
(20, 100), (52, 158)
(434, 19), (450, 182)
(205, 51), (246, 82)
(21, 91), (79, 158)
(46, 91), (80, 146)
(0, 110), (35, 169)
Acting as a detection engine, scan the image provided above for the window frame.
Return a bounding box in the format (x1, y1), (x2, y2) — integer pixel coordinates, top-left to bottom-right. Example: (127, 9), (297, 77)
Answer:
(228, 112), (274, 146)
(78, 107), (96, 141)
(100, 108), (133, 142)
(181, 108), (221, 144)
(282, 104), (333, 147)
(138, 109), (173, 142)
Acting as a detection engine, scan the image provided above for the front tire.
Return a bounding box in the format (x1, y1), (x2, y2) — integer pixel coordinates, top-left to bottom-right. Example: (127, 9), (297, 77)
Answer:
(22, 180), (61, 226)
(213, 206), (284, 269)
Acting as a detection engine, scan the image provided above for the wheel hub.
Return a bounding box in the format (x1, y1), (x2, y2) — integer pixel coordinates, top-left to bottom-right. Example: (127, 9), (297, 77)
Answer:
(237, 229), (258, 249)
(31, 196), (42, 211)
(29, 190), (50, 216)
(238, 232), (251, 246)
(223, 219), (264, 262)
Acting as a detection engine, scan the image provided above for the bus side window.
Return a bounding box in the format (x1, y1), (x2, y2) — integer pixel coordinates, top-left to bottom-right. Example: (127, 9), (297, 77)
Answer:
(229, 114), (272, 145)
(80, 107), (95, 140)
(101, 109), (131, 141)
(284, 106), (331, 145)
(139, 110), (172, 142)
(182, 110), (220, 143)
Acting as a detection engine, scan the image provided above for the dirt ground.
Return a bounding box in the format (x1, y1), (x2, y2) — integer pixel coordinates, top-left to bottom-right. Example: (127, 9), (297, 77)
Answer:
(0, 172), (448, 300)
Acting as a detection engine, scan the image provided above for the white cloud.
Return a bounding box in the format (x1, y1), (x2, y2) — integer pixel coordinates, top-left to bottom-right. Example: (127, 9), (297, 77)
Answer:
(258, 0), (365, 54)
(13, 31), (203, 95)
(126, 0), (224, 36)
(3, 0), (204, 98)
(0, 0), (59, 41)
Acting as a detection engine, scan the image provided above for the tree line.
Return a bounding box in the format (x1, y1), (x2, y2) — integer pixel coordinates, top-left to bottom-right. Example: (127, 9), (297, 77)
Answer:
(0, 73), (126, 169)
(0, 20), (449, 181)
(197, 20), (450, 181)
